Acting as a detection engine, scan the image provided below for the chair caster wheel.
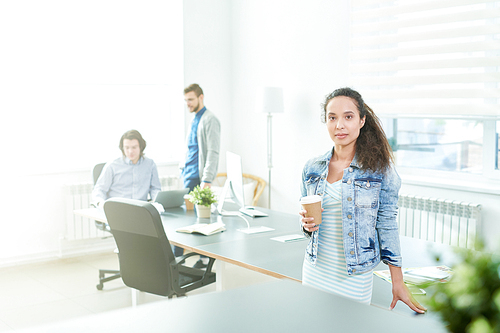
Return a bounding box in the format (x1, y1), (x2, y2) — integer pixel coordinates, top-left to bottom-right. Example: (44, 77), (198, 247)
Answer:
(96, 284), (103, 290)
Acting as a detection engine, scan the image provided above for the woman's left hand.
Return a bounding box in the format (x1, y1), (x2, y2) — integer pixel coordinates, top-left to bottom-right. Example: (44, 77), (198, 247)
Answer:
(390, 280), (426, 314)
(388, 265), (426, 314)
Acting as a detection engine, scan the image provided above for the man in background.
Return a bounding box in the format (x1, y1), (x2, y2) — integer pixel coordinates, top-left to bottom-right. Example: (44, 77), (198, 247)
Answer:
(92, 129), (161, 207)
(181, 83), (221, 190)
(179, 84), (221, 268)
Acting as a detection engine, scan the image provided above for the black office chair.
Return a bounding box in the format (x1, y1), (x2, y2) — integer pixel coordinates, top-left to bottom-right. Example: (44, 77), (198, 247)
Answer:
(93, 162), (122, 290)
(93, 163), (111, 235)
(103, 198), (216, 297)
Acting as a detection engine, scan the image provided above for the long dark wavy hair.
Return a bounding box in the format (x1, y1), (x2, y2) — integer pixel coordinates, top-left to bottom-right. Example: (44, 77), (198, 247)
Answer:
(321, 87), (393, 172)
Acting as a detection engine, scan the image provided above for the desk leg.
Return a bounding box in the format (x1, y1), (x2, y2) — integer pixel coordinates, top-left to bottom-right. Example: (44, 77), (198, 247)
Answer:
(131, 289), (137, 307)
(216, 260), (226, 292)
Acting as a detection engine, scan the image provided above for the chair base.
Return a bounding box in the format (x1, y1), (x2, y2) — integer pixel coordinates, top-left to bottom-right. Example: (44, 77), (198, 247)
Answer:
(96, 269), (121, 290)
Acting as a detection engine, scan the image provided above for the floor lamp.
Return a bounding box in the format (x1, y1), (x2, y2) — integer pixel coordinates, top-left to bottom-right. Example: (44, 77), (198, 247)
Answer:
(256, 87), (284, 209)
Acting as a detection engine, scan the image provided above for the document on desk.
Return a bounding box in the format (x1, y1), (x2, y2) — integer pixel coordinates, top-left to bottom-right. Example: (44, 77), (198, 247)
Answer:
(237, 226), (274, 234)
(270, 234), (307, 243)
(176, 221), (226, 236)
(374, 265), (452, 295)
(403, 265), (453, 284)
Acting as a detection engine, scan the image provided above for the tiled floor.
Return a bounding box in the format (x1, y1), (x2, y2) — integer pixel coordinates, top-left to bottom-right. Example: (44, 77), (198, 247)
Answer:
(0, 251), (276, 331)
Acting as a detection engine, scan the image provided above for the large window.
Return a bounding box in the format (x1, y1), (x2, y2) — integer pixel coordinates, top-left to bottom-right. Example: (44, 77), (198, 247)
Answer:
(381, 118), (500, 179)
(350, 0), (500, 179)
(382, 118), (484, 173)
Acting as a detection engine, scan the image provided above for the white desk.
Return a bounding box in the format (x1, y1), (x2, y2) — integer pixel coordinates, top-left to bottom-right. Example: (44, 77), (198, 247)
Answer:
(18, 279), (446, 333)
(75, 206), (306, 290)
(75, 206), (454, 319)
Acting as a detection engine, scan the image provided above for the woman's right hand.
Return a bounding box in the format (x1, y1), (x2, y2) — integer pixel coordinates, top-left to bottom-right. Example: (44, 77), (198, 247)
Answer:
(299, 209), (320, 233)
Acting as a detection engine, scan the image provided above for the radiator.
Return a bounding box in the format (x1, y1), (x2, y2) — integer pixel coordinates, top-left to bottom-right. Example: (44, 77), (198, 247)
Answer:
(397, 194), (481, 249)
(65, 176), (182, 241)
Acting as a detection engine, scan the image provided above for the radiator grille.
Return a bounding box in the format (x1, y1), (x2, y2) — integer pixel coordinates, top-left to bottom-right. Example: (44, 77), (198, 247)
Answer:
(65, 176), (182, 241)
(397, 194), (481, 249)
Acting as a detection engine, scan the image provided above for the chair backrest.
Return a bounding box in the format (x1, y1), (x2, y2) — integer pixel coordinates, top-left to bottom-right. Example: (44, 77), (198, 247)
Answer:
(242, 173), (266, 206)
(92, 162), (110, 232)
(103, 198), (176, 296)
(93, 163), (106, 185)
(214, 173), (266, 207)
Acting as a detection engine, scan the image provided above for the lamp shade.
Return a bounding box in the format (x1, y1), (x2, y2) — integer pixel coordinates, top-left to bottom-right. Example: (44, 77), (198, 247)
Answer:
(256, 87), (284, 114)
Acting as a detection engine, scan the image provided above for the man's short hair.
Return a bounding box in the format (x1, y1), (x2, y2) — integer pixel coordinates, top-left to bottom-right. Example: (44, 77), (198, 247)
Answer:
(184, 83), (203, 97)
(119, 130), (147, 156)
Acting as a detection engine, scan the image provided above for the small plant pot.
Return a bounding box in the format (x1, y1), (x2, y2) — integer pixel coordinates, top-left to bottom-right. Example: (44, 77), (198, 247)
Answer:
(195, 205), (211, 218)
(184, 195), (194, 210)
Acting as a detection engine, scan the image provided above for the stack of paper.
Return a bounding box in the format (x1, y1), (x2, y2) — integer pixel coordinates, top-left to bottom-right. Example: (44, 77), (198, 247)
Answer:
(374, 265), (452, 285)
(403, 266), (452, 284)
(237, 226), (274, 234)
(270, 234), (307, 243)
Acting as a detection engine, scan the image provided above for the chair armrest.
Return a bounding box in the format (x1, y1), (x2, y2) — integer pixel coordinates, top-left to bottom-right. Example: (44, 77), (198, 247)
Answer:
(170, 252), (200, 266)
(170, 253), (216, 279)
(203, 257), (216, 276)
(170, 254), (216, 276)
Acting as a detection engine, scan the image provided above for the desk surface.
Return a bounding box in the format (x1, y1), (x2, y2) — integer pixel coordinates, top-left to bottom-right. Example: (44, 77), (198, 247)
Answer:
(75, 206), (454, 320)
(159, 206), (456, 317)
(76, 206), (307, 280)
(162, 207), (302, 245)
(161, 207), (306, 281)
(20, 279), (446, 333)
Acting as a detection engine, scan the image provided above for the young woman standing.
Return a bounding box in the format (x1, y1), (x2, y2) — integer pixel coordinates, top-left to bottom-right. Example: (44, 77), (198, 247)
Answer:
(300, 87), (425, 313)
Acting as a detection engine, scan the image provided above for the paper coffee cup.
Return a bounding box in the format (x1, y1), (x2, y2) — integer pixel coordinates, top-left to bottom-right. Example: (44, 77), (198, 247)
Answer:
(300, 195), (322, 225)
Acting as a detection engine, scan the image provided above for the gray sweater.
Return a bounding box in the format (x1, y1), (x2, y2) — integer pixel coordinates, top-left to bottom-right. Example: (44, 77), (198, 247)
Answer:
(182, 109), (221, 183)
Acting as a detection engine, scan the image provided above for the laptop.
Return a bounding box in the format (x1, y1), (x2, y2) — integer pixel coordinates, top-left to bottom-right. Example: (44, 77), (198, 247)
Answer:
(154, 188), (190, 209)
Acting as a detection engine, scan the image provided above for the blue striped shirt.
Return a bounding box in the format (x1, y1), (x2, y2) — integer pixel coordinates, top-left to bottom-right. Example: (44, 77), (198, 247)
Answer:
(182, 106), (206, 182)
(302, 180), (373, 304)
(92, 156), (161, 204)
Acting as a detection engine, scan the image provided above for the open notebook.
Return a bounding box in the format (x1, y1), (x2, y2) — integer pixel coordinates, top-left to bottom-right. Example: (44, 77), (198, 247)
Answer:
(175, 221), (226, 236)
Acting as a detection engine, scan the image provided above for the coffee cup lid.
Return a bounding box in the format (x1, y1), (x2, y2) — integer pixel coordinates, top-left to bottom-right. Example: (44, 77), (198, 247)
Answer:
(300, 195), (322, 204)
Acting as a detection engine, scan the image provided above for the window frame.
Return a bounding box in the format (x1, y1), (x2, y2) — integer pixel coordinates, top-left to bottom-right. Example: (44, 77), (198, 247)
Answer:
(388, 117), (500, 190)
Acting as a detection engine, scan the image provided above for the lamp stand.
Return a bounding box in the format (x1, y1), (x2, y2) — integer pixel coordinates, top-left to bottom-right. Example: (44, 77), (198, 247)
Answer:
(267, 113), (273, 208)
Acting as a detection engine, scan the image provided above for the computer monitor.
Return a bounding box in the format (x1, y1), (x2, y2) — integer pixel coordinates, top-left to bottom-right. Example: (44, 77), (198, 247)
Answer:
(216, 152), (269, 221)
(217, 151), (245, 214)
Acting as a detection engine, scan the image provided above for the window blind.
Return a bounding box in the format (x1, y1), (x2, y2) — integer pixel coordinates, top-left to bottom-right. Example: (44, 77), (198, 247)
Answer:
(349, 0), (500, 119)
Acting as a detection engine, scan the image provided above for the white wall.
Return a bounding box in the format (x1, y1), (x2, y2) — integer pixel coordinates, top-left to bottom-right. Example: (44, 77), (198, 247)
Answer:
(183, 0), (233, 171)
(0, 1), (184, 266)
(228, 0), (351, 212)
(183, 0), (500, 248)
(184, 0), (351, 211)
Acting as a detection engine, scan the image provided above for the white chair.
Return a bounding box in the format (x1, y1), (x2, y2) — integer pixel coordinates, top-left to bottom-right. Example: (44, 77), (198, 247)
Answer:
(212, 173), (266, 207)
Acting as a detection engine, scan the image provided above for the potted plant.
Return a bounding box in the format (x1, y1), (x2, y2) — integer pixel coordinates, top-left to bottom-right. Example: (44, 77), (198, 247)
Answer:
(188, 185), (217, 218)
(422, 241), (500, 333)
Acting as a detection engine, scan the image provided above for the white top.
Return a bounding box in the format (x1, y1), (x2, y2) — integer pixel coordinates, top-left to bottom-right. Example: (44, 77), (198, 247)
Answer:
(302, 180), (373, 304)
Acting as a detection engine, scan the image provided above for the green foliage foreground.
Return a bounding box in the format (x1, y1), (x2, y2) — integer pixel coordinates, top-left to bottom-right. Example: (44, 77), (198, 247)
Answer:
(423, 243), (500, 333)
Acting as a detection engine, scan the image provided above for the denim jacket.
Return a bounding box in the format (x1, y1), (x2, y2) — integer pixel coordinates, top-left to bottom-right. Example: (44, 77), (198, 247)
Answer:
(301, 148), (402, 275)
